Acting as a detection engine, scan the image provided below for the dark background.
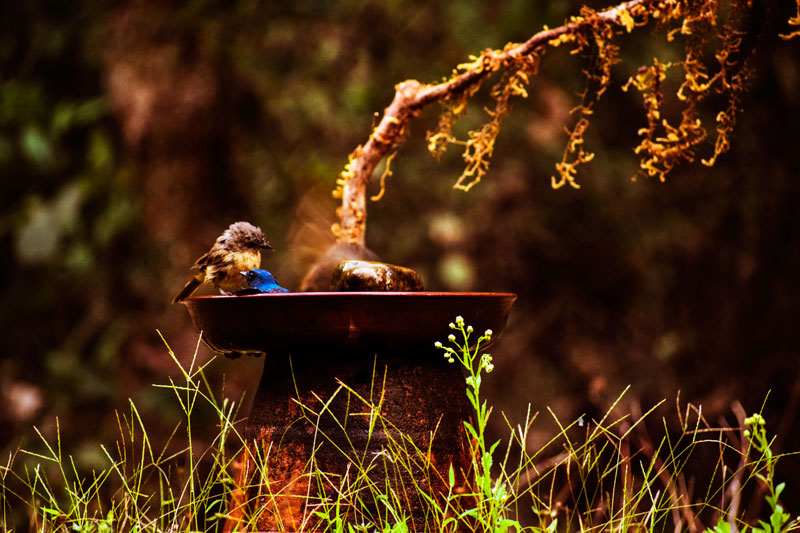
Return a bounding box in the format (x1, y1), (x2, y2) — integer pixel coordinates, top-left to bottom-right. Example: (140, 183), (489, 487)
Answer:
(1, 0), (799, 515)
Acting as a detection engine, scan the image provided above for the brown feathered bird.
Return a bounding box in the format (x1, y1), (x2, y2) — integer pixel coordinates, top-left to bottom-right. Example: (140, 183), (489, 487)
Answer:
(172, 221), (272, 303)
(286, 187), (380, 291)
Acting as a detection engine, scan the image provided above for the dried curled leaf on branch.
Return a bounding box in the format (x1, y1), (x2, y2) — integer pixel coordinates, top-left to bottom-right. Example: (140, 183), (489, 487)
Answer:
(333, 0), (760, 246)
(783, 0), (800, 39)
(622, 0), (754, 181)
(428, 54), (542, 192)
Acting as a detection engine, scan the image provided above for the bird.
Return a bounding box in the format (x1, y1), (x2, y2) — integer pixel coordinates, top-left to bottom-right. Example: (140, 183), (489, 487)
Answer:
(299, 242), (380, 291)
(237, 269), (289, 294)
(285, 186), (380, 291)
(172, 221), (273, 303)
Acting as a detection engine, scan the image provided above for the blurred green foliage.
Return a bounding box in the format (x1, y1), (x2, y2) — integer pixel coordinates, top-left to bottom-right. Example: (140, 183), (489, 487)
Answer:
(1, 0), (138, 450)
(1, 0), (799, 519)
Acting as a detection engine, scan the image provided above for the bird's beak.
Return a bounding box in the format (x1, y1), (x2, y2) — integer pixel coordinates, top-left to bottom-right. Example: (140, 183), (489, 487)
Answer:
(263, 241), (273, 250)
(240, 271), (248, 277)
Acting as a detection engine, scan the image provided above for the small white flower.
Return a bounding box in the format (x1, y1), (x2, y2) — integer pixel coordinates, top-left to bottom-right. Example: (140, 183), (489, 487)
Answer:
(448, 334), (456, 343)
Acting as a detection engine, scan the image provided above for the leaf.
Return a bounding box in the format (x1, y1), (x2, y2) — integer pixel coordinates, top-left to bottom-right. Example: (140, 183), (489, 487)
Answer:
(0, 81), (46, 124)
(21, 123), (56, 169)
(14, 183), (84, 264)
(708, 518), (732, 533)
(489, 439), (501, 456)
(73, 97), (108, 125)
(498, 518), (521, 530)
(466, 388), (477, 405)
(52, 98), (108, 135)
(766, 494), (777, 508)
(769, 507), (790, 533)
(88, 129), (114, 172)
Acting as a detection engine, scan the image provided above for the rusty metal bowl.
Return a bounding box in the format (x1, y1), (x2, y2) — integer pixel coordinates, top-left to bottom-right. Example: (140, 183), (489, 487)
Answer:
(183, 291), (516, 356)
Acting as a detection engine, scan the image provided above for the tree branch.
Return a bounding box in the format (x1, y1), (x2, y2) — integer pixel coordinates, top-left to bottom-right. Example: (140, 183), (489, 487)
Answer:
(334, 0), (656, 246)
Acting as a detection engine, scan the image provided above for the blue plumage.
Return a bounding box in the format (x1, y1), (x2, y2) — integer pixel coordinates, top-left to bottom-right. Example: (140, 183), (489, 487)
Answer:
(239, 269), (289, 294)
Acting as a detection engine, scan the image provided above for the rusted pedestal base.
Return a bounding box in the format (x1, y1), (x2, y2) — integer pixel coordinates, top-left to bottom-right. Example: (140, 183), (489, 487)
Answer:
(183, 292), (516, 532)
(224, 348), (473, 532)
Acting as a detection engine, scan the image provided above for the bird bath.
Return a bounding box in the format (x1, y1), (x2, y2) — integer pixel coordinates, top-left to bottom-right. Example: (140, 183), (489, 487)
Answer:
(183, 291), (516, 532)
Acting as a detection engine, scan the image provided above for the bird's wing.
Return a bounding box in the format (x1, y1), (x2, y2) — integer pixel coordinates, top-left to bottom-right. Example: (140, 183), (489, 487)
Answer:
(192, 250), (212, 270)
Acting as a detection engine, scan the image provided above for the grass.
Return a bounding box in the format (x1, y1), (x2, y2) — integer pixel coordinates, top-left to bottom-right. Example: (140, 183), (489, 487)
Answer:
(1, 318), (798, 532)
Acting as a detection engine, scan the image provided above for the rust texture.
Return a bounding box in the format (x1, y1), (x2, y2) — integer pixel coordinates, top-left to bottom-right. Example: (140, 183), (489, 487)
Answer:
(227, 348), (474, 531)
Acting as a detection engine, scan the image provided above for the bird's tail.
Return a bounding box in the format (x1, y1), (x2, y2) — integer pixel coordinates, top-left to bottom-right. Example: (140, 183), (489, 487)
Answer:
(173, 277), (202, 304)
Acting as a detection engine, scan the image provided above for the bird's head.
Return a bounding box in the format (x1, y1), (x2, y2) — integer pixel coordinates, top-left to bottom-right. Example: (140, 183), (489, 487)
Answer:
(227, 221), (272, 251)
(241, 269), (276, 285)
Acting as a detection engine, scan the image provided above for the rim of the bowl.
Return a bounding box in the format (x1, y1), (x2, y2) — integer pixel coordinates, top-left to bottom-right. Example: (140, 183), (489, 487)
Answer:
(183, 291), (517, 300)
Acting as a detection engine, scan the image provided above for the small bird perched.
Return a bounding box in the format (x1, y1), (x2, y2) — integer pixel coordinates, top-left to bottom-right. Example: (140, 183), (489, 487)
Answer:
(237, 269), (289, 294)
(172, 221), (272, 303)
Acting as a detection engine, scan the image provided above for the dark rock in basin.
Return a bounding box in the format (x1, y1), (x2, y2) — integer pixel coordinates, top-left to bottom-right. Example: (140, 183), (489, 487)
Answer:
(330, 260), (424, 291)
